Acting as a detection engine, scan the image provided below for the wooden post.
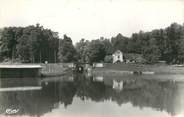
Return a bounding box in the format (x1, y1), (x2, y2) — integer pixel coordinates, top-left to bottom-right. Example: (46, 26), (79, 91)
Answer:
(54, 50), (57, 63)
(40, 50), (42, 63)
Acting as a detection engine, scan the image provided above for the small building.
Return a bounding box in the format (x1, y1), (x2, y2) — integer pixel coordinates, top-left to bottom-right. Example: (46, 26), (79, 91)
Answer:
(112, 50), (124, 63)
(93, 76), (104, 82)
(67, 63), (75, 68)
(93, 63), (104, 68)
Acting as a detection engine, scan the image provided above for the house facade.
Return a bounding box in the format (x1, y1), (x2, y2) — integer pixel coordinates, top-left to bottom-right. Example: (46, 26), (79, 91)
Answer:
(112, 50), (124, 63)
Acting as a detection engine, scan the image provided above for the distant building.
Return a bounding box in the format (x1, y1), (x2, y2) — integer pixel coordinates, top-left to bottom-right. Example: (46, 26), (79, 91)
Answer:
(112, 50), (124, 63)
(112, 50), (145, 63)
(93, 76), (104, 82)
(93, 63), (104, 68)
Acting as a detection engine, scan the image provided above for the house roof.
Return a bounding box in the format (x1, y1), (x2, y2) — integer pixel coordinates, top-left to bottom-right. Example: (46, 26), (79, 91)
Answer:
(0, 64), (42, 68)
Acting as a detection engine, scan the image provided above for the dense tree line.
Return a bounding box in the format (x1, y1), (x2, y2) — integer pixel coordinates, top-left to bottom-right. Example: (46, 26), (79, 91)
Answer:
(131, 23), (184, 64)
(76, 37), (113, 63)
(0, 24), (60, 63)
(0, 22), (184, 64)
(0, 24), (78, 63)
(58, 34), (77, 62)
(76, 22), (184, 64)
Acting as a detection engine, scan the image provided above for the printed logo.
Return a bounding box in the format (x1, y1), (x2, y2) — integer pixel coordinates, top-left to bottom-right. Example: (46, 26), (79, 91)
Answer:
(6, 108), (19, 114)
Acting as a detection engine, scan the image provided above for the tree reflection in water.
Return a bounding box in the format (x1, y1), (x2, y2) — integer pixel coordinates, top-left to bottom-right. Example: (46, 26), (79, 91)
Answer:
(0, 74), (183, 117)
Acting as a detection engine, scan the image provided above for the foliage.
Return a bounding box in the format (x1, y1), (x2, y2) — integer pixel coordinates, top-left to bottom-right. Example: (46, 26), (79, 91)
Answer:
(142, 38), (160, 63)
(85, 39), (106, 63)
(1, 22), (184, 64)
(75, 39), (89, 63)
(58, 35), (77, 62)
(104, 55), (113, 63)
(0, 24), (59, 63)
(75, 22), (184, 64)
(111, 33), (129, 53)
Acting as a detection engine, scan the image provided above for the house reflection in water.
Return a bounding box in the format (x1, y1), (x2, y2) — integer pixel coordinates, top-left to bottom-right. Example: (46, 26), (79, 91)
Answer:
(112, 80), (123, 92)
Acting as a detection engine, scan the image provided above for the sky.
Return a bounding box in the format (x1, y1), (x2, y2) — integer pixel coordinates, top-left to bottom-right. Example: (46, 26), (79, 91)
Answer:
(0, 0), (184, 43)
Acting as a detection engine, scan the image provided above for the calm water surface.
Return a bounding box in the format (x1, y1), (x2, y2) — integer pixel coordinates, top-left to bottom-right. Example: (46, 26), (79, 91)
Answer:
(0, 74), (184, 117)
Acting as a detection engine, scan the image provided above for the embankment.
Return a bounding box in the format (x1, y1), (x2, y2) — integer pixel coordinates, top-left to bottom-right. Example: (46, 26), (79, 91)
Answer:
(41, 63), (72, 77)
(93, 63), (184, 75)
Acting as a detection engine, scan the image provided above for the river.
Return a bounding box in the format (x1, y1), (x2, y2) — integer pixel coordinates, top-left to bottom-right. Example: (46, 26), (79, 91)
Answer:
(0, 73), (184, 117)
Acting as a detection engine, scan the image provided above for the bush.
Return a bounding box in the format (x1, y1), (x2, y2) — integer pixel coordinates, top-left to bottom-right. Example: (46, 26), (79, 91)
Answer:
(104, 55), (113, 63)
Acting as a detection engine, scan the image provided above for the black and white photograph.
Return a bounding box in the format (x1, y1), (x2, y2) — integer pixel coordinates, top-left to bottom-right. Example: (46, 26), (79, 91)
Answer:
(0, 0), (184, 117)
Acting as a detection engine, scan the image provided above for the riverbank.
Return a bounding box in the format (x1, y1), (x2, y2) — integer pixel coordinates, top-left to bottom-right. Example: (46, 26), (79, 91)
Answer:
(93, 63), (184, 75)
(41, 63), (72, 77)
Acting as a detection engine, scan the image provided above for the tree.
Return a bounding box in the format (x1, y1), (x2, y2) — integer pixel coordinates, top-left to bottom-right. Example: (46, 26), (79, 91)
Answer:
(143, 38), (161, 63)
(0, 28), (3, 61)
(164, 23), (181, 63)
(75, 38), (89, 63)
(85, 40), (106, 63)
(16, 35), (31, 62)
(111, 33), (129, 53)
(1, 22), (184, 64)
(101, 38), (113, 55)
(130, 33), (142, 53)
(0, 24), (59, 63)
(177, 24), (184, 63)
(58, 35), (77, 62)
(0, 27), (17, 60)
(104, 55), (113, 63)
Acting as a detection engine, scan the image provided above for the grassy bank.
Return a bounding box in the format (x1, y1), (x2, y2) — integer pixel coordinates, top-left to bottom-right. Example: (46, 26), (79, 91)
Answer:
(41, 63), (72, 77)
(93, 63), (184, 75)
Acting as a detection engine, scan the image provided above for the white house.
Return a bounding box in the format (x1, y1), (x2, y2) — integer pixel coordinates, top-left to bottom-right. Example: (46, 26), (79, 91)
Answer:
(112, 50), (124, 63)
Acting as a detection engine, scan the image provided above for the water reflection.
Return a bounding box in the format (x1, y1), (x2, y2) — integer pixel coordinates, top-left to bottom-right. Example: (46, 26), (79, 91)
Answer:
(0, 74), (183, 117)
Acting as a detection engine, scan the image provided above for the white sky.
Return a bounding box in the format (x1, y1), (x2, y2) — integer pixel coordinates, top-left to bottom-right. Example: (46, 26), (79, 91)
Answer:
(0, 0), (184, 43)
